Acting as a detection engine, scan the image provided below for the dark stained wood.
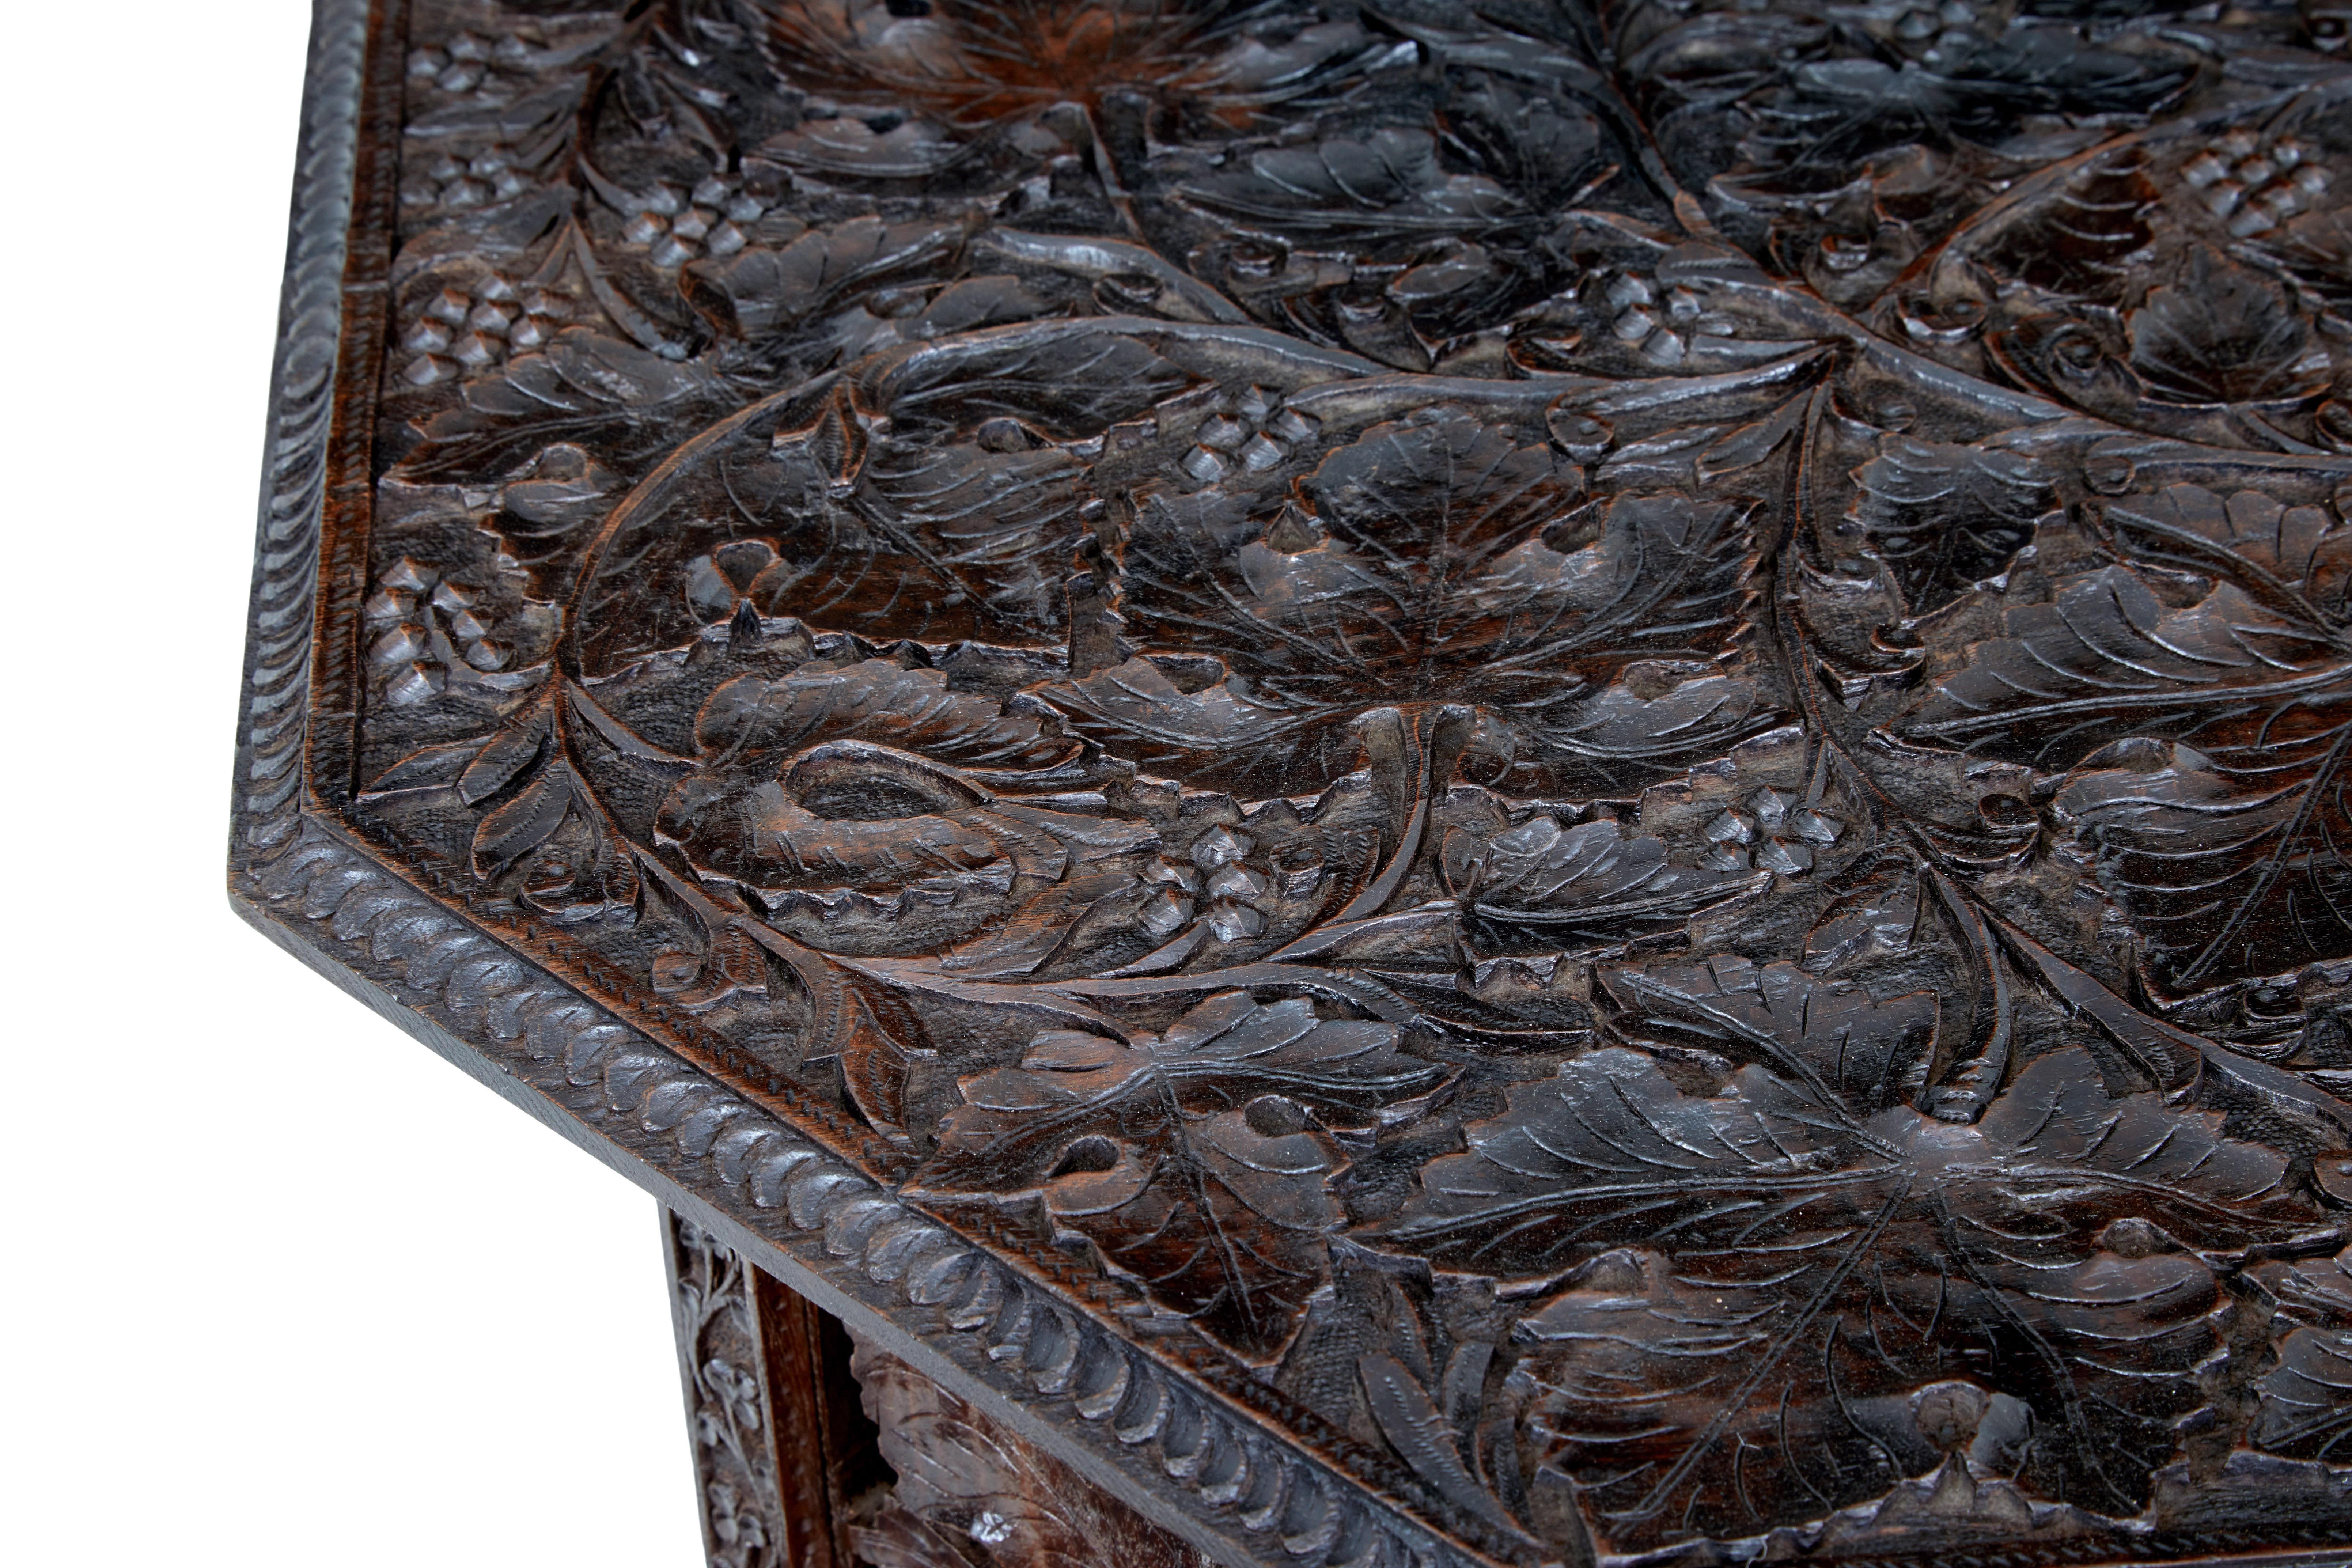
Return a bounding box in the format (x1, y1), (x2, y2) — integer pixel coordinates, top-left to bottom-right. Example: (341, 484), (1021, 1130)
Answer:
(848, 1329), (1211, 1568)
(665, 1211), (792, 1568)
(235, 1), (2352, 1565)
(669, 1205), (1209, 1568)
(666, 1208), (894, 1568)
(751, 1244), (894, 1568)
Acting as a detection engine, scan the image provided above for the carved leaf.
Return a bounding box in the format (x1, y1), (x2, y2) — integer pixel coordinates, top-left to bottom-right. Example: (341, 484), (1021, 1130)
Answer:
(853, 443), (1093, 632)
(400, 327), (730, 479)
(473, 759), (574, 873)
(1891, 481), (2352, 987)
(2253, 1325), (2352, 1462)
(1049, 1109), (1338, 1362)
(917, 993), (1443, 1359)
(2250, 1246), (2352, 1461)
(495, 443), (625, 577)
(689, 659), (1076, 770)
(2058, 736), (2352, 991)
(1599, 955), (1938, 1117)
(1444, 815), (1765, 943)
(1976, 145), (2160, 301)
(1738, 33), (2187, 186)
(2104, 483), (2352, 628)
(1440, 79), (1615, 212)
(1359, 1352), (1530, 1544)
(860, 325), (1191, 439)
(751, 116), (968, 181)
(680, 217), (965, 339)
(1900, 567), (2341, 766)
(658, 761), (1153, 960)
(1802, 863), (1924, 973)
(1058, 413), (1766, 795)
(1849, 437), (2053, 616)
(2128, 250), (2330, 406)
(1179, 128), (1520, 248)
(1375, 1045), (2306, 1548)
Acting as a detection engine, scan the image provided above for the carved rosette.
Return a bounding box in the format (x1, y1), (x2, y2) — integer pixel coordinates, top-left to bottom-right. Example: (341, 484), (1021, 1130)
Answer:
(243, 0), (2352, 1563)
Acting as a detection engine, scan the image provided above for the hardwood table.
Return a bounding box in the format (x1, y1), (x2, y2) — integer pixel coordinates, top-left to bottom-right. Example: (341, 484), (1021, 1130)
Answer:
(232, 3), (2352, 1565)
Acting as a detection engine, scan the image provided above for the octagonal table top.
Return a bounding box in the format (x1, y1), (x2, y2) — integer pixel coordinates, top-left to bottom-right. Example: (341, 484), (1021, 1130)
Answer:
(235, 4), (2352, 1565)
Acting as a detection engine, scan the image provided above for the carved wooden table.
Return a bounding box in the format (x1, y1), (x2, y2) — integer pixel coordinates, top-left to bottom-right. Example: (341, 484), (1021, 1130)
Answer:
(233, 3), (2352, 1565)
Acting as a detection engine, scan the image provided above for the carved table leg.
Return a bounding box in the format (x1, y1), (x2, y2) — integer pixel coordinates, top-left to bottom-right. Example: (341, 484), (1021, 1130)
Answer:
(662, 1208), (886, 1568)
(661, 1208), (1209, 1568)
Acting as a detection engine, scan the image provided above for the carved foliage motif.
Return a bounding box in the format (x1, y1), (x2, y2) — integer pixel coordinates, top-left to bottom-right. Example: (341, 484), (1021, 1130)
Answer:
(847, 1335), (1210, 1568)
(667, 1214), (789, 1568)
(354, 1), (2352, 1560)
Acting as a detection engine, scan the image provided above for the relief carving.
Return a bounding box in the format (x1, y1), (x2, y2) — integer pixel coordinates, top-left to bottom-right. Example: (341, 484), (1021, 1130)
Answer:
(667, 1212), (792, 1568)
(849, 1334), (1212, 1568)
(329, 1), (2352, 1560)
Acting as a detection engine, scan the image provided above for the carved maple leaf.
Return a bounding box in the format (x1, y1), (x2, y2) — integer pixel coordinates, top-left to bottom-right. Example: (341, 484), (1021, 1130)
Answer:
(914, 992), (1445, 1361)
(1737, 31), (2188, 175)
(1373, 1045), (2313, 1550)
(562, 323), (1194, 668)
(1616, 0), (2186, 317)
(1049, 411), (1769, 796)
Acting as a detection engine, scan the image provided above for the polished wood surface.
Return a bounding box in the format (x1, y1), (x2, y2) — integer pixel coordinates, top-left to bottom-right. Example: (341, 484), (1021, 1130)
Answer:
(234, 1), (2352, 1563)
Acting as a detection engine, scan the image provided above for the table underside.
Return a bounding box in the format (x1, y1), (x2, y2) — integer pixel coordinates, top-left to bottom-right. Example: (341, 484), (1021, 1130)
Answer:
(234, 1), (2352, 1564)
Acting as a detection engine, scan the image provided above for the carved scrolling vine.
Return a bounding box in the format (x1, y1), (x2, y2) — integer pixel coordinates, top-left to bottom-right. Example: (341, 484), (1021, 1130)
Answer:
(349, 0), (2352, 1560)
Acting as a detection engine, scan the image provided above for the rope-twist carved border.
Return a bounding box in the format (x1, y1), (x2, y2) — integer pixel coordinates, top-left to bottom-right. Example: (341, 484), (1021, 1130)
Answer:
(231, 0), (365, 847)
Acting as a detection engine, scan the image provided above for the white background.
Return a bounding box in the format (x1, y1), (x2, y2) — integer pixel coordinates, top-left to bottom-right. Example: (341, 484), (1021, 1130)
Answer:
(2, 5), (706, 1561)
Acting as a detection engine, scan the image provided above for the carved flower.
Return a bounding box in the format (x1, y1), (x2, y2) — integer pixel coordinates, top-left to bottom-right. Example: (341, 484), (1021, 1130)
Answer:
(1163, 385), (1319, 489)
(704, 1480), (772, 1568)
(1135, 823), (1281, 949)
(1696, 785), (1844, 876)
(700, 1355), (764, 1435)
